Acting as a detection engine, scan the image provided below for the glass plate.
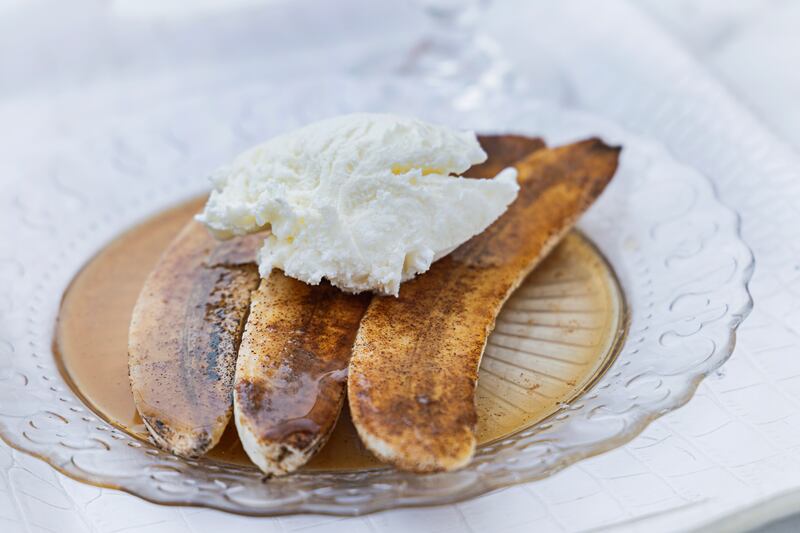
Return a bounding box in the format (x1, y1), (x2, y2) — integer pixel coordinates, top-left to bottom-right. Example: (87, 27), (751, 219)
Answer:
(0, 77), (753, 515)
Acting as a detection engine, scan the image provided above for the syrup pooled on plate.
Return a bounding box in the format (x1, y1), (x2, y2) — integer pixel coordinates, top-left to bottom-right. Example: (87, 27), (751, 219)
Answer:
(54, 196), (624, 472)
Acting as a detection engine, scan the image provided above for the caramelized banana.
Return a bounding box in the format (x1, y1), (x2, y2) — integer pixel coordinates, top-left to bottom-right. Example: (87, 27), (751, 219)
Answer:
(468, 135), (545, 178)
(128, 221), (261, 458)
(348, 139), (620, 472)
(234, 275), (370, 476)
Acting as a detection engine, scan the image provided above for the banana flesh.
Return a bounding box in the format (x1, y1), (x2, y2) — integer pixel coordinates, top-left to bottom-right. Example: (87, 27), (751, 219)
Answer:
(128, 221), (261, 458)
(348, 139), (620, 472)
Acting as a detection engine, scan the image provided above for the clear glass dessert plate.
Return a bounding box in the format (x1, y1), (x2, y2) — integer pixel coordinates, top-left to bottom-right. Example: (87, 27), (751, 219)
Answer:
(0, 77), (753, 515)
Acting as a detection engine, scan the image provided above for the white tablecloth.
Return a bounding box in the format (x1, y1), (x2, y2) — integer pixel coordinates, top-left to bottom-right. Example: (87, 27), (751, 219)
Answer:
(2, 1), (800, 531)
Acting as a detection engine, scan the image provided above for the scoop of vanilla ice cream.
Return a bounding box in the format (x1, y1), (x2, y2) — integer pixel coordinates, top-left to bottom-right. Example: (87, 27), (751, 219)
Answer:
(197, 113), (519, 296)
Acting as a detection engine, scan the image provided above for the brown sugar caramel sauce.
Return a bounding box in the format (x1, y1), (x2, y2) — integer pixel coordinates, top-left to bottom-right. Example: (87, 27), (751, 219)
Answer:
(54, 196), (625, 472)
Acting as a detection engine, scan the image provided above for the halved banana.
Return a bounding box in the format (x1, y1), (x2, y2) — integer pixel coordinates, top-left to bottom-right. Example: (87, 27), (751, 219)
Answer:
(128, 221), (261, 458)
(348, 138), (620, 472)
(233, 274), (370, 476)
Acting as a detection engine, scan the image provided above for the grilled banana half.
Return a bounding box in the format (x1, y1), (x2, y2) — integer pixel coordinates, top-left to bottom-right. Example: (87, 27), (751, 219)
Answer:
(348, 138), (621, 472)
(128, 221), (261, 458)
(234, 274), (370, 476)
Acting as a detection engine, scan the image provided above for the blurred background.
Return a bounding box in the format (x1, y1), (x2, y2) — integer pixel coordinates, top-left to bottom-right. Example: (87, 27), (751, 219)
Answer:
(2, 0), (799, 145)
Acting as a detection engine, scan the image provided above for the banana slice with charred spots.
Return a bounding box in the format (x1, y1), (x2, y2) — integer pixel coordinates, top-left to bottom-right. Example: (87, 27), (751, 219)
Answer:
(348, 138), (621, 473)
(128, 220), (262, 458)
(233, 274), (370, 476)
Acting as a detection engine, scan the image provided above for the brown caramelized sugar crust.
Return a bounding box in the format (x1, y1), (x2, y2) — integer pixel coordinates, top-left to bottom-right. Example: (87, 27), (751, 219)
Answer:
(128, 222), (262, 458)
(348, 138), (621, 472)
(468, 135), (546, 178)
(234, 275), (370, 473)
